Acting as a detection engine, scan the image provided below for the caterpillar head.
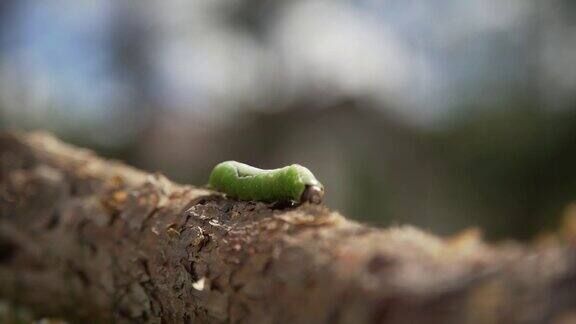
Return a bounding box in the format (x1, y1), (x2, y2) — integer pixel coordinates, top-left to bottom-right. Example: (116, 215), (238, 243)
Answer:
(301, 185), (324, 204)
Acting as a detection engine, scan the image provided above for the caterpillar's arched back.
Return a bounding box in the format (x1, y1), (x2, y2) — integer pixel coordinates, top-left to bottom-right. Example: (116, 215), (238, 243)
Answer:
(208, 161), (324, 204)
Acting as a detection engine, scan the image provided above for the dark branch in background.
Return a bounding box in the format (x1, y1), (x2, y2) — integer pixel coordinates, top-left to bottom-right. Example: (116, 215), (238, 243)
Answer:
(1, 132), (576, 323)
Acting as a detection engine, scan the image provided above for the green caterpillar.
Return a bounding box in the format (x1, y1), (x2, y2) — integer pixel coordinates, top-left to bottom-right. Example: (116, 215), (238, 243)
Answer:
(208, 161), (324, 204)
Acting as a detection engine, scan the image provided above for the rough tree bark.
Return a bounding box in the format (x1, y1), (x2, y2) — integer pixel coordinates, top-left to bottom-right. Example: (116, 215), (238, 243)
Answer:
(1, 132), (576, 323)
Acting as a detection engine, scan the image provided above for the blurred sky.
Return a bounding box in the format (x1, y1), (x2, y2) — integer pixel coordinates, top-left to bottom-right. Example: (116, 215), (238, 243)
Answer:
(2, 0), (575, 130)
(1, 0), (575, 238)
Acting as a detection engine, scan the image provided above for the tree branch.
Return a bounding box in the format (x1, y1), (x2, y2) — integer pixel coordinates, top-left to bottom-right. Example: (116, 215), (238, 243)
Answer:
(0, 132), (576, 323)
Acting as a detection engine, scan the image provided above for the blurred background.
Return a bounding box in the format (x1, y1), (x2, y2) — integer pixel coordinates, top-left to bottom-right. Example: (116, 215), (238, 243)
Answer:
(0, 0), (575, 240)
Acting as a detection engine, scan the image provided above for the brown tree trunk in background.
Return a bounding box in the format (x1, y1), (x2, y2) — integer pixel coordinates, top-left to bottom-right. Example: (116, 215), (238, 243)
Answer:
(1, 132), (576, 323)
